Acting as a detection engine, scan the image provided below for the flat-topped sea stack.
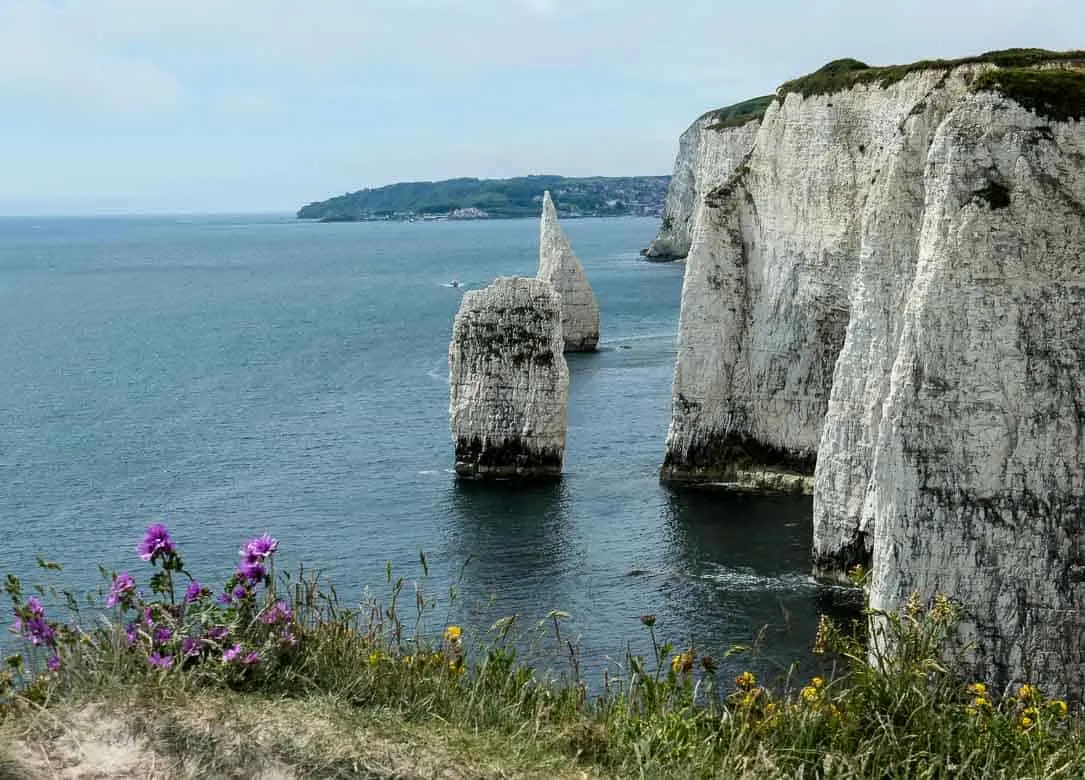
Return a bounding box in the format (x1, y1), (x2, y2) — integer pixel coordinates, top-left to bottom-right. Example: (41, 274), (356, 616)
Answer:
(449, 276), (569, 480)
(659, 49), (1085, 694)
(537, 191), (600, 352)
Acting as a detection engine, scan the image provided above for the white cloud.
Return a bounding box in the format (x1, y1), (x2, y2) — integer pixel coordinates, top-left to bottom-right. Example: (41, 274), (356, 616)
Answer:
(0, 0), (184, 112)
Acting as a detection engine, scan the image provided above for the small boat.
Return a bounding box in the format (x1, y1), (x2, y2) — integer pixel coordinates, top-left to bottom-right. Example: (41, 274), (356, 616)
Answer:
(449, 279), (461, 288)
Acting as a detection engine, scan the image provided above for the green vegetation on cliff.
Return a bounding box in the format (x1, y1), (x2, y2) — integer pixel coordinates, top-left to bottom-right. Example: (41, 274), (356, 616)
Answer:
(779, 48), (1085, 98)
(296, 175), (669, 222)
(700, 95), (776, 131)
(973, 67), (1085, 122)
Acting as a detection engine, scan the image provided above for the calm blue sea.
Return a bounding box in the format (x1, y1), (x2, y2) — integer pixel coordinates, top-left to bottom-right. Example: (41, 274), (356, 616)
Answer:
(0, 213), (849, 680)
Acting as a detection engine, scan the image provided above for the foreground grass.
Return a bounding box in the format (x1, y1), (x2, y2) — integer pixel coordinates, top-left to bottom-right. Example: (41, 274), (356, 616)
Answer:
(6, 531), (1085, 778)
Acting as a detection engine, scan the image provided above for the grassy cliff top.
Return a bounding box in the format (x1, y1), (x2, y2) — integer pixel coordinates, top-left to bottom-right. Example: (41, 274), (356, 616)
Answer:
(778, 48), (1085, 98)
(699, 95), (776, 131)
(973, 67), (1085, 122)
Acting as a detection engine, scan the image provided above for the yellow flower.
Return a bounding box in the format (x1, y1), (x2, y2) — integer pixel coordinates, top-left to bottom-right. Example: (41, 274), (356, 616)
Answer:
(1050, 699), (1069, 718)
(811, 676), (824, 689)
(740, 691), (759, 709)
(671, 650), (694, 675)
(801, 685), (820, 704)
(444, 625), (462, 643)
(368, 652), (381, 666)
(929, 594), (953, 622)
(1018, 684), (1038, 701)
(967, 682), (987, 696)
(735, 671), (756, 690)
(1020, 715), (1034, 730)
(973, 696), (991, 710)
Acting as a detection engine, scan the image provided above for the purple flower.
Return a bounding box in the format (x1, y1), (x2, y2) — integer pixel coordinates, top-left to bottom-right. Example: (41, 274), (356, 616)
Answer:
(142, 607), (156, 628)
(232, 584), (249, 601)
(46, 655), (61, 672)
(184, 581), (208, 603)
(13, 598), (56, 648)
(137, 523), (176, 563)
(206, 626), (229, 641)
(243, 651), (260, 666)
(181, 636), (202, 657)
(260, 600), (294, 625)
(125, 622), (139, 646)
(153, 627), (173, 646)
(223, 644), (243, 663)
(243, 533), (278, 561)
(237, 560), (267, 582)
(107, 572), (136, 608)
(279, 629), (298, 647)
(216, 591), (233, 606)
(148, 652), (174, 669)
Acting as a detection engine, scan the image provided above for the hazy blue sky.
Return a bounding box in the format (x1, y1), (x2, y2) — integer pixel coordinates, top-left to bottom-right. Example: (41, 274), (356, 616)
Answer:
(1, 0), (1081, 214)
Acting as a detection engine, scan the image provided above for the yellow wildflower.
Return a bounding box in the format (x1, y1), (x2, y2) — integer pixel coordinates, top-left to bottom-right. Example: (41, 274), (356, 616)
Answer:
(811, 676), (824, 689)
(1018, 684), (1038, 701)
(368, 652), (381, 666)
(1020, 715), (1034, 730)
(1050, 699), (1069, 718)
(671, 650), (694, 675)
(801, 685), (820, 704)
(929, 594), (953, 622)
(905, 591), (923, 618)
(966, 682), (987, 696)
(735, 671), (756, 690)
(444, 625), (462, 643)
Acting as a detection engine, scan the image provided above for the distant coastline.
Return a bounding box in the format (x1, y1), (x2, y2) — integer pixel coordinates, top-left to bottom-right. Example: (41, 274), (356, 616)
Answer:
(296, 174), (669, 222)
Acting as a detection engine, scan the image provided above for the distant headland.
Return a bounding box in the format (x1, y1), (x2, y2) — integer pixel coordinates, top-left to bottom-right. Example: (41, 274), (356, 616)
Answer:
(296, 174), (669, 222)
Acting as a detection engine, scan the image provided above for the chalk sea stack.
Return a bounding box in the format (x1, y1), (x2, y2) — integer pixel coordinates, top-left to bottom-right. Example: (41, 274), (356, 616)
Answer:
(449, 276), (569, 480)
(537, 191), (600, 352)
(658, 49), (1085, 694)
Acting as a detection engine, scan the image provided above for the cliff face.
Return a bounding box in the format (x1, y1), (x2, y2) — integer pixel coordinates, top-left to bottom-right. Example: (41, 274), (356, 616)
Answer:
(538, 191), (601, 352)
(865, 93), (1085, 693)
(643, 107), (763, 261)
(449, 277), (569, 479)
(662, 53), (1085, 691)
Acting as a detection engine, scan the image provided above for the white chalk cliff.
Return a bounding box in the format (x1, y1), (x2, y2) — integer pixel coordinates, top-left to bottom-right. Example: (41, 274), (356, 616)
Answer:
(449, 277), (569, 479)
(661, 52), (1085, 692)
(644, 99), (768, 260)
(537, 191), (600, 351)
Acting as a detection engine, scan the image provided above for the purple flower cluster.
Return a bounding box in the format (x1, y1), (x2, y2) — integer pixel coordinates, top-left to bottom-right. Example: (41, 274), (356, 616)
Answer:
(260, 600), (293, 625)
(237, 533), (278, 585)
(106, 572), (136, 608)
(11, 596), (60, 671)
(137, 523), (176, 563)
(12, 597), (55, 647)
(184, 581), (209, 603)
(223, 643), (260, 666)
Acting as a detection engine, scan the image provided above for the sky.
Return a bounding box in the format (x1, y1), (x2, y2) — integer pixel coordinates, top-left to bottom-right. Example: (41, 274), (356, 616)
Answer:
(0, 0), (1081, 214)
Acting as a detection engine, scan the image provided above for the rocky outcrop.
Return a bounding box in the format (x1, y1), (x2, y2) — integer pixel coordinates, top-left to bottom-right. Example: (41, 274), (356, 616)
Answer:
(643, 97), (769, 261)
(449, 277), (569, 479)
(661, 51), (1085, 691)
(537, 191), (600, 351)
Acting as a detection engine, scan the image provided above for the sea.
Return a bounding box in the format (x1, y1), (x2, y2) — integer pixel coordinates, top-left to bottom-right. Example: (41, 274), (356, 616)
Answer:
(0, 213), (854, 682)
